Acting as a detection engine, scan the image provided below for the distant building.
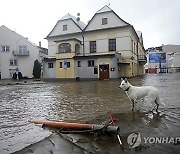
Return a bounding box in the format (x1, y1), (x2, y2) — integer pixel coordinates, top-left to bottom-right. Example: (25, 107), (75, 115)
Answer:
(0, 25), (47, 79)
(163, 44), (180, 73)
(45, 5), (146, 80)
(145, 44), (180, 73)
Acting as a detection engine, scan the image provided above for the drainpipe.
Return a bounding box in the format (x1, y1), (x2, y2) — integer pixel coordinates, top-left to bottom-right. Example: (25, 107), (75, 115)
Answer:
(82, 32), (85, 56)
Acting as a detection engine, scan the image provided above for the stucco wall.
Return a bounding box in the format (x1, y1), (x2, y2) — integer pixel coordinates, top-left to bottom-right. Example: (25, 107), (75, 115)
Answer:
(85, 11), (127, 31)
(75, 59), (98, 79)
(43, 61), (56, 78)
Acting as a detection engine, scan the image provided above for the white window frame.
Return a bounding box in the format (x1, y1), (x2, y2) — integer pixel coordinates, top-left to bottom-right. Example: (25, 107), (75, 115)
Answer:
(9, 59), (17, 66)
(63, 24), (67, 31)
(48, 62), (54, 68)
(102, 18), (108, 25)
(1, 46), (10, 52)
(18, 46), (27, 54)
(88, 60), (94, 67)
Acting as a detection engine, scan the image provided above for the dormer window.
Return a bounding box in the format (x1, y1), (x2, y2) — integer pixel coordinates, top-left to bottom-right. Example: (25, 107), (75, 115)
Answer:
(102, 18), (108, 25)
(63, 24), (67, 31)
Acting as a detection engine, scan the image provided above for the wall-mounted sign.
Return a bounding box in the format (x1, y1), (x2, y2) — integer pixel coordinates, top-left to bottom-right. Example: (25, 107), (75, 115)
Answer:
(111, 67), (115, 71)
(149, 52), (166, 63)
(64, 60), (67, 69)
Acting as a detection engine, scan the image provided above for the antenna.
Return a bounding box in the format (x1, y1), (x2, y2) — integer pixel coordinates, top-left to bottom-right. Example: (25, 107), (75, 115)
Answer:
(108, 0), (111, 7)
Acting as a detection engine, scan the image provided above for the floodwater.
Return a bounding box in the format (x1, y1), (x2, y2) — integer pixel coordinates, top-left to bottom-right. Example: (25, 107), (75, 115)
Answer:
(0, 74), (180, 153)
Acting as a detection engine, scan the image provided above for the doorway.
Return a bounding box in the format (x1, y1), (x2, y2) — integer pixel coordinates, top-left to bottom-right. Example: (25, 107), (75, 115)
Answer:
(99, 64), (109, 80)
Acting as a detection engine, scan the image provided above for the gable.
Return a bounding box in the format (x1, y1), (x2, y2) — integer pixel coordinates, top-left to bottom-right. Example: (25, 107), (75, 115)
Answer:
(0, 25), (43, 52)
(47, 14), (86, 38)
(84, 6), (130, 32)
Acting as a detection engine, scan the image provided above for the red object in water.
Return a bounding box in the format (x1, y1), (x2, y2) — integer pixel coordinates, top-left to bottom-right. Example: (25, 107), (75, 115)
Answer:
(109, 113), (115, 125)
(29, 119), (93, 130)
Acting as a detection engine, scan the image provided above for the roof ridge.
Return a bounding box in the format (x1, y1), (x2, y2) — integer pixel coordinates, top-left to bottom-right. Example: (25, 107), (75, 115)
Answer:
(96, 5), (112, 14)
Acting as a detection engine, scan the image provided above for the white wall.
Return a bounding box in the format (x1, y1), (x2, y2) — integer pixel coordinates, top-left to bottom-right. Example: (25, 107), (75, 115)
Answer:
(84, 29), (133, 56)
(49, 20), (82, 37)
(43, 61), (56, 78)
(48, 39), (56, 57)
(169, 55), (180, 67)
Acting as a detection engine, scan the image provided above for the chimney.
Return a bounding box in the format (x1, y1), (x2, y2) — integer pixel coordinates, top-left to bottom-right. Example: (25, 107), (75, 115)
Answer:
(39, 41), (41, 47)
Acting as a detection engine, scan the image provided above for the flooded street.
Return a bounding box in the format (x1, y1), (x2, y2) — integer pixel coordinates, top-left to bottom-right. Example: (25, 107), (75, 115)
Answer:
(0, 74), (180, 153)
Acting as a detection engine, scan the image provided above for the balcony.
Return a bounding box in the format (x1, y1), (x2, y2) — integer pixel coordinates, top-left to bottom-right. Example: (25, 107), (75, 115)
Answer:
(12, 50), (29, 56)
(117, 56), (130, 64)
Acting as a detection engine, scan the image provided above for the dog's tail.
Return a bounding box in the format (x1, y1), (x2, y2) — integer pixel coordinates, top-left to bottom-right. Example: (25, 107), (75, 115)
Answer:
(156, 95), (166, 106)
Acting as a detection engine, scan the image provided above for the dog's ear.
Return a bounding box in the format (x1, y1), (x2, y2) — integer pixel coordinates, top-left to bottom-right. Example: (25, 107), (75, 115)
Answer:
(121, 77), (125, 81)
(124, 78), (128, 83)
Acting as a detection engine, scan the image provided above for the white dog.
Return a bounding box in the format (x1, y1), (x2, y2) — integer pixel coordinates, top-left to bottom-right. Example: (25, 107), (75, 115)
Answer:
(119, 78), (165, 112)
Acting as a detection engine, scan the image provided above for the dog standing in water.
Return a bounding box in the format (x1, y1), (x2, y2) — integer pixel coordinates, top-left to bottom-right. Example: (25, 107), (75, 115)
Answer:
(119, 78), (165, 113)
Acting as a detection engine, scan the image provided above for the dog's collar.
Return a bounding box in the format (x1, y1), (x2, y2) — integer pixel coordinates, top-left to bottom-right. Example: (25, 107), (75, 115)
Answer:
(124, 86), (130, 91)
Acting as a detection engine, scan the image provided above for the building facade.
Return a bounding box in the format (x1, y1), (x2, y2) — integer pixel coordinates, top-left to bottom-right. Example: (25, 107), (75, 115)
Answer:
(145, 44), (180, 73)
(45, 5), (146, 80)
(0, 25), (47, 79)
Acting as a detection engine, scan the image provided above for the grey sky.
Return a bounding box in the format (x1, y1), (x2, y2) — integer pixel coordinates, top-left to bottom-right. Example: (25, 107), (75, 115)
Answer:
(0, 0), (180, 49)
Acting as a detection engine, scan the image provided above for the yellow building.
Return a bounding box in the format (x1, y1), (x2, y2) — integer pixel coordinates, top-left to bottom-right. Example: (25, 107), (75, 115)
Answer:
(55, 39), (81, 78)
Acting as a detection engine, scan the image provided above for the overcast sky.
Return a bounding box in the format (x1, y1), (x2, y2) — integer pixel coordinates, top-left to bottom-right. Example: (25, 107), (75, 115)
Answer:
(0, 0), (180, 49)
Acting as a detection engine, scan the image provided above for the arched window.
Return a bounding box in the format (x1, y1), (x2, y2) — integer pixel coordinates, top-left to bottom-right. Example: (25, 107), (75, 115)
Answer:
(58, 43), (71, 53)
(75, 43), (80, 55)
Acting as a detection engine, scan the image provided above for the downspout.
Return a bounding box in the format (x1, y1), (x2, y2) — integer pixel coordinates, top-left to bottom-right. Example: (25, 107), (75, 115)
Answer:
(82, 32), (85, 56)
(137, 42), (139, 75)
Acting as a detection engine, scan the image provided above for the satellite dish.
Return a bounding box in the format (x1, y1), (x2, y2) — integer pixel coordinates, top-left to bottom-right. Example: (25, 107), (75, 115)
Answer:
(77, 13), (80, 16)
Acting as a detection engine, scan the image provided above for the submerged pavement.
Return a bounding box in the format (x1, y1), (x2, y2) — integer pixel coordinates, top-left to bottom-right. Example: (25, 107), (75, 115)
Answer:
(14, 109), (180, 154)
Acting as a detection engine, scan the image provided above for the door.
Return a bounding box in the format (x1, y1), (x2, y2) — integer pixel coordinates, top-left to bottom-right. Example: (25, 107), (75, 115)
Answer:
(99, 64), (109, 80)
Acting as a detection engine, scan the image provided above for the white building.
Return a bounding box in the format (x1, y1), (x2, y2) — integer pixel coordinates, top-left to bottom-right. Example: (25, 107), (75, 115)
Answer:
(0, 25), (47, 79)
(44, 5), (146, 79)
(163, 44), (180, 73)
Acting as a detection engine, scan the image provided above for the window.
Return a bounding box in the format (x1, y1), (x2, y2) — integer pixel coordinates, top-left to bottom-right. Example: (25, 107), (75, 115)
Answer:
(63, 24), (67, 31)
(109, 39), (116, 51)
(77, 61), (81, 67)
(94, 67), (98, 74)
(67, 62), (70, 68)
(1, 46), (10, 52)
(19, 46), (27, 54)
(60, 62), (63, 68)
(9, 59), (17, 66)
(48, 63), (53, 68)
(88, 60), (94, 67)
(102, 18), (108, 25)
(59, 43), (71, 53)
(90, 41), (96, 53)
